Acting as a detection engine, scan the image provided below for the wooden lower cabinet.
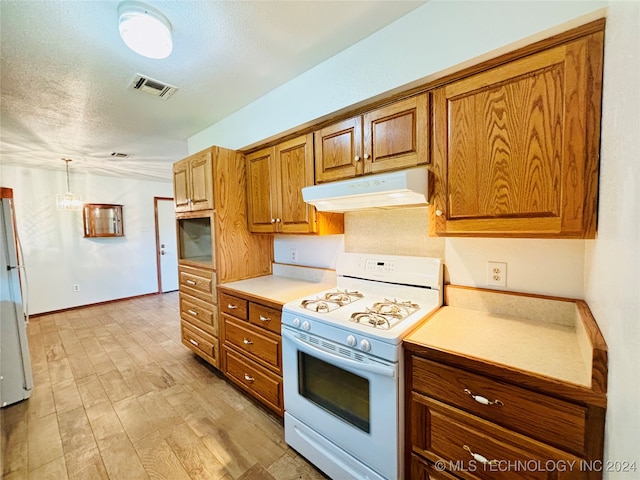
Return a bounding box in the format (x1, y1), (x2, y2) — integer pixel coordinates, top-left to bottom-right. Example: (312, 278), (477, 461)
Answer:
(178, 265), (216, 303)
(222, 348), (283, 414)
(405, 352), (606, 480)
(411, 454), (459, 480)
(181, 321), (219, 367)
(219, 289), (284, 415)
(179, 265), (220, 369)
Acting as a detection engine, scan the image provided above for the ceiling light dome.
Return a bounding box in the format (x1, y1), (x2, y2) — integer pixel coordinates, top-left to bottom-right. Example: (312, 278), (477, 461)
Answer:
(118, 1), (172, 59)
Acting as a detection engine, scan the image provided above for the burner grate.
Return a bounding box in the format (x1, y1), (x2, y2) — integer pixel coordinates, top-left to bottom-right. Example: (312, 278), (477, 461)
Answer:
(349, 298), (420, 329)
(300, 289), (363, 313)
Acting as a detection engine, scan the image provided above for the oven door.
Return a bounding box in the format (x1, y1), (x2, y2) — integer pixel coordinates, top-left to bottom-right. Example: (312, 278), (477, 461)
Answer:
(282, 326), (399, 480)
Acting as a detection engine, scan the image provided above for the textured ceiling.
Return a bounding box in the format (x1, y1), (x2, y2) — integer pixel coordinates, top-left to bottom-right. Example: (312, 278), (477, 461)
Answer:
(0, 0), (425, 182)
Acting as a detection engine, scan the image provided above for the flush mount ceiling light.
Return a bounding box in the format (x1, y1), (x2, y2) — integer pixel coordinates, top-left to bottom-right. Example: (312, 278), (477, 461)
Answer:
(56, 159), (82, 211)
(118, 1), (172, 59)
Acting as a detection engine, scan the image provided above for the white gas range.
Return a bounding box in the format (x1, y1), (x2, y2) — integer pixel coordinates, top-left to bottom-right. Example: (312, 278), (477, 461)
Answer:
(281, 252), (443, 480)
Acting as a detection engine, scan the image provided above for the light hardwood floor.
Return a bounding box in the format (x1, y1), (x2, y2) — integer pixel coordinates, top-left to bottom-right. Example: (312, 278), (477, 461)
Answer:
(1, 292), (328, 480)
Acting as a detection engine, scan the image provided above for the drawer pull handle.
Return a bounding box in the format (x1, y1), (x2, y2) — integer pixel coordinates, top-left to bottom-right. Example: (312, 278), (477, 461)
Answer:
(463, 445), (498, 466)
(227, 304), (238, 309)
(244, 374), (255, 383)
(187, 309), (198, 316)
(464, 388), (503, 406)
(189, 339), (199, 347)
(242, 338), (254, 345)
(258, 315), (271, 322)
(186, 280), (197, 285)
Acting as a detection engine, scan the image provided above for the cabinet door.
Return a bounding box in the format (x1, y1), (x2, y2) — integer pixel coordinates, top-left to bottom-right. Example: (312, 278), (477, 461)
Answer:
(314, 116), (364, 182)
(411, 393), (582, 480)
(363, 93), (429, 175)
(432, 33), (603, 238)
(246, 147), (277, 233)
(275, 134), (317, 234)
(173, 158), (190, 212)
(188, 150), (213, 211)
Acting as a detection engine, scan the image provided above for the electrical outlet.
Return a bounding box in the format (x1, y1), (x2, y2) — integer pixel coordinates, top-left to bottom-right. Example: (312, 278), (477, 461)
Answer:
(290, 249), (298, 263)
(487, 262), (507, 287)
(73, 284), (80, 292)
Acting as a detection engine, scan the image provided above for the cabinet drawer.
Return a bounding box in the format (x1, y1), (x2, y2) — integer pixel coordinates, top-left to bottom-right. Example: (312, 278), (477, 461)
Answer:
(179, 266), (216, 303)
(249, 303), (282, 335)
(180, 293), (218, 337)
(219, 292), (248, 320)
(411, 393), (582, 480)
(411, 453), (459, 480)
(222, 348), (283, 415)
(181, 321), (219, 368)
(412, 357), (587, 456)
(223, 316), (281, 372)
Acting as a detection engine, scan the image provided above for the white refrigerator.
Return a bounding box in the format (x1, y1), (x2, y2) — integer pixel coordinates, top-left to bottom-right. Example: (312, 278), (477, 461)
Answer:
(0, 187), (33, 407)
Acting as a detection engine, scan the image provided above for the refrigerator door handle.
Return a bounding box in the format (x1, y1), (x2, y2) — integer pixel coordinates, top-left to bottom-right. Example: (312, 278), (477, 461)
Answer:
(16, 232), (28, 322)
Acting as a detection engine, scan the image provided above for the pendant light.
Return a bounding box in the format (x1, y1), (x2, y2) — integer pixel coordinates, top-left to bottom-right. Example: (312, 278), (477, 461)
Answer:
(118, 1), (173, 59)
(56, 159), (82, 211)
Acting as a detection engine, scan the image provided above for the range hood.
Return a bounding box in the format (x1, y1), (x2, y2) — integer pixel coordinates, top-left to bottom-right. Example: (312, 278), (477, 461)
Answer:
(302, 166), (428, 212)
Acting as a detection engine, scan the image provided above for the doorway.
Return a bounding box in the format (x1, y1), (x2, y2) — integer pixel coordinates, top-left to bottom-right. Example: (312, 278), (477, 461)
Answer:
(154, 197), (178, 293)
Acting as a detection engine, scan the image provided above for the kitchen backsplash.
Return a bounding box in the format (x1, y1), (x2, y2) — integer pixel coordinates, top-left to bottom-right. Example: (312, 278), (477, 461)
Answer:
(345, 207), (445, 259)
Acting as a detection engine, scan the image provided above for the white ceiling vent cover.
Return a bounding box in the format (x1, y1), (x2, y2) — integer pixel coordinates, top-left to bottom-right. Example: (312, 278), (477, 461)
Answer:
(129, 74), (177, 100)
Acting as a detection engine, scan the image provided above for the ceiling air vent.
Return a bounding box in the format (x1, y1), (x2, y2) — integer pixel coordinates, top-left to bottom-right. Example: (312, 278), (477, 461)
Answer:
(129, 74), (177, 100)
(110, 152), (129, 158)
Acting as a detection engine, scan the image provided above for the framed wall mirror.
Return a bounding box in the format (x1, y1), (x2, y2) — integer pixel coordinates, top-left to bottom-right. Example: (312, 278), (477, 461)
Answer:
(83, 204), (124, 238)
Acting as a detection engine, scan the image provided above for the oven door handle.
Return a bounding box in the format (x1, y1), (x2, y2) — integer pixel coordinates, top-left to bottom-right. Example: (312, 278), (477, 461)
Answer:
(282, 329), (396, 378)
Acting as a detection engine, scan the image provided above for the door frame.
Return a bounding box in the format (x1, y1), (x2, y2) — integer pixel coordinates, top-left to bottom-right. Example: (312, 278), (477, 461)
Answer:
(153, 196), (175, 293)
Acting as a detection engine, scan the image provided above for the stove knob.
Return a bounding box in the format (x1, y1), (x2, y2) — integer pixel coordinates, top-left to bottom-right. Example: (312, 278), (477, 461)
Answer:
(292, 317), (300, 328)
(347, 335), (357, 347)
(360, 339), (371, 352)
(301, 320), (311, 331)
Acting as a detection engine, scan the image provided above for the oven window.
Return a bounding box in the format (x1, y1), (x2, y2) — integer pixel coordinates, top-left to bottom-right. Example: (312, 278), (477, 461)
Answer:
(298, 352), (370, 433)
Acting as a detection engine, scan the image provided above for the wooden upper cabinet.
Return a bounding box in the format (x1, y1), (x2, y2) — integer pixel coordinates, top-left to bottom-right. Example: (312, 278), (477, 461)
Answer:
(247, 134), (342, 234)
(173, 158), (190, 211)
(315, 93), (429, 183)
(173, 150), (213, 213)
(432, 32), (604, 238)
(363, 94), (429, 175)
(314, 116), (363, 182)
(275, 135), (317, 233)
(246, 147), (275, 233)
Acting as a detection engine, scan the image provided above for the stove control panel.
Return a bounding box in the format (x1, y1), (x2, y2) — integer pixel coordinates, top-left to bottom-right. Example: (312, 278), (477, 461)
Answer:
(365, 259), (395, 273)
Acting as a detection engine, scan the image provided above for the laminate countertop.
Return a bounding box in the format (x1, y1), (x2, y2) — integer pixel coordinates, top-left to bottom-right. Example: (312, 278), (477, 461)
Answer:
(218, 264), (336, 307)
(405, 285), (607, 391)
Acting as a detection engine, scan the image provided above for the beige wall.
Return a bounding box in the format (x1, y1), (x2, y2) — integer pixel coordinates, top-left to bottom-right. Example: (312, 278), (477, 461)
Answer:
(583, 0), (640, 466)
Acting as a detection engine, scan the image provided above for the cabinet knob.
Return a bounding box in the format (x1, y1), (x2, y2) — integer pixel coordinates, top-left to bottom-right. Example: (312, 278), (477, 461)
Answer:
(227, 304), (238, 309)
(354, 155), (361, 162)
(243, 374), (255, 383)
(435, 209), (443, 217)
(271, 218), (276, 223)
(243, 338), (254, 345)
(259, 315), (271, 322)
(186, 198), (191, 204)
(187, 309), (198, 316)
(363, 153), (370, 160)
(276, 218), (281, 223)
